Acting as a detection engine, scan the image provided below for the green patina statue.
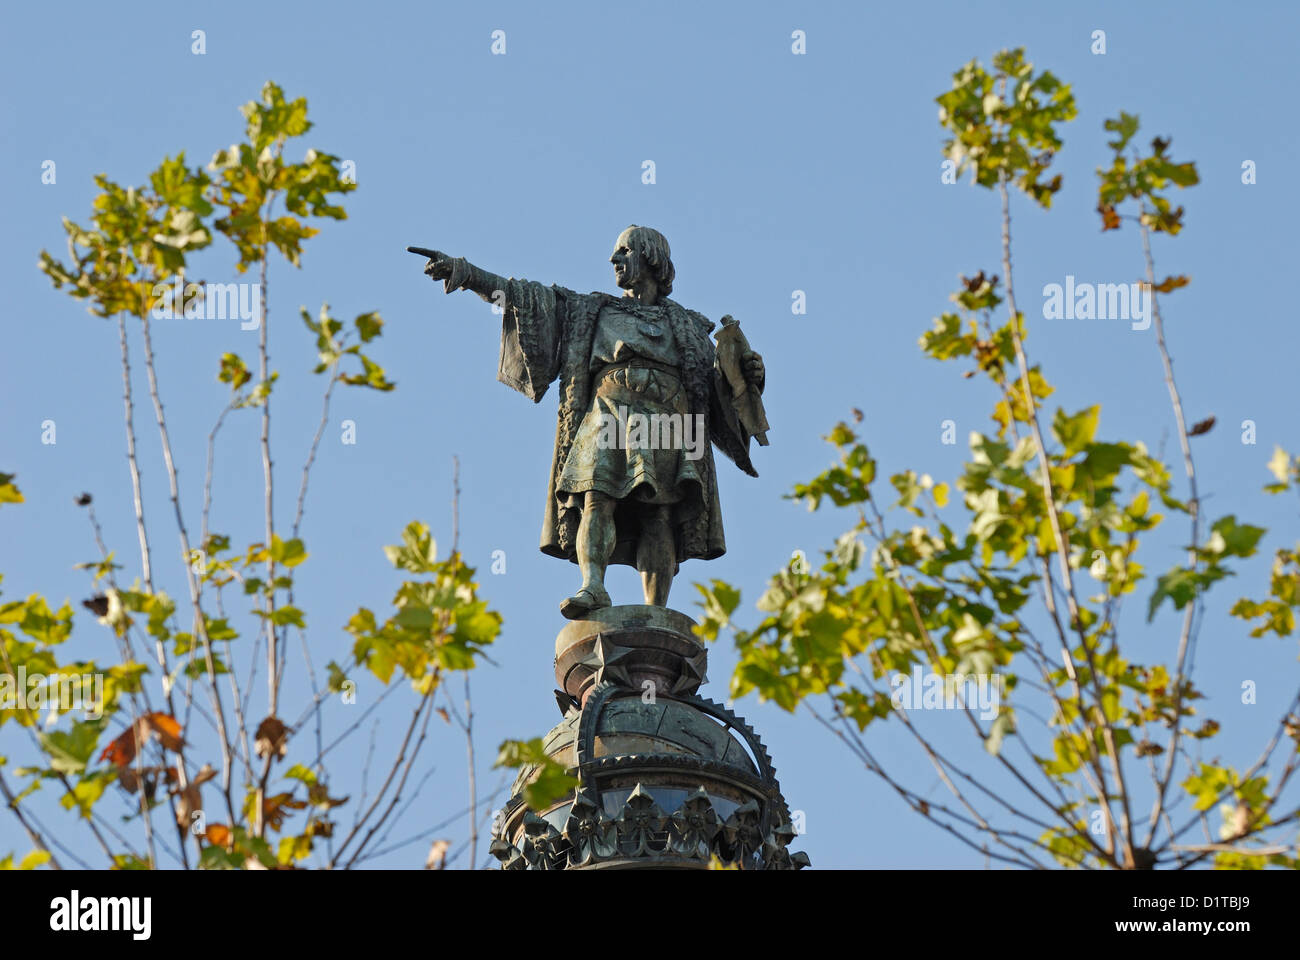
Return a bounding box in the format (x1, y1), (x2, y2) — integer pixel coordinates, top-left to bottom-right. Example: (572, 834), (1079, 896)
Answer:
(411, 226), (766, 619)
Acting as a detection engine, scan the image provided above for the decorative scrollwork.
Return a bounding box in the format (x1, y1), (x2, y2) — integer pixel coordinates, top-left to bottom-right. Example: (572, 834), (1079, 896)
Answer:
(492, 785), (809, 871)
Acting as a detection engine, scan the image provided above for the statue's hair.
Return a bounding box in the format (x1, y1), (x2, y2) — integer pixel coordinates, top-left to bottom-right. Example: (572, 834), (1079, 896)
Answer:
(625, 225), (675, 297)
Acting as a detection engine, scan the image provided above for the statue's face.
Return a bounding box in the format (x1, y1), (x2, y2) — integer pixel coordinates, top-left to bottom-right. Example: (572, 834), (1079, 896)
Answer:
(610, 229), (647, 290)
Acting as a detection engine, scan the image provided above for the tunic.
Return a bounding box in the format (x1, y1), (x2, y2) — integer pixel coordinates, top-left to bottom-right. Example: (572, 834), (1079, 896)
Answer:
(556, 300), (705, 508)
(493, 278), (758, 569)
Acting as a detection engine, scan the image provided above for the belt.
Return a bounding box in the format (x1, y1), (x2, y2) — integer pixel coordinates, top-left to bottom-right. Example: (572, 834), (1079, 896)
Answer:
(593, 357), (682, 382)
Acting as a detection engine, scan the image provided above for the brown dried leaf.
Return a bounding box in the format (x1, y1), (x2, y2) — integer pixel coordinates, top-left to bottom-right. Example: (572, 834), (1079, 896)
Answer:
(174, 763), (217, 829)
(254, 715), (290, 761)
(1153, 274), (1190, 294)
(307, 783), (349, 809)
(117, 766), (141, 794)
(262, 792), (308, 832)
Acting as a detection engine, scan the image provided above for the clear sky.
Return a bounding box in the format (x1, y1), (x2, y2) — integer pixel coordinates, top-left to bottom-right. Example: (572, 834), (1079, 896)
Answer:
(2, 0), (1298, 868)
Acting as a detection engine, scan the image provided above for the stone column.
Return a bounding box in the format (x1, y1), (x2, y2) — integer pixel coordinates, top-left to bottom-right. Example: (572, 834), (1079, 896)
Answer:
(490, 605), (809, 870)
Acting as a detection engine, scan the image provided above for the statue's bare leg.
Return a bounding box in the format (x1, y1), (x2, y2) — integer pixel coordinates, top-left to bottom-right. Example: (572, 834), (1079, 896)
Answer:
(637, 504), (675, 606)
(560, 491), (614, 619)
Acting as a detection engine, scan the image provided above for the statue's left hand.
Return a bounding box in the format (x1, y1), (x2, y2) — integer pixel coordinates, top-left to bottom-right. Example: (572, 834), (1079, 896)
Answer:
(743, 351), (765, 389)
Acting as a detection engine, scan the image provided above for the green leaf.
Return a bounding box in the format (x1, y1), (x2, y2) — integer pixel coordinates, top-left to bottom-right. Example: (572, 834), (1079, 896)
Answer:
(285, 764), (317, 784)
(1104, 112), (1140, 153)
(394, 607), (434, 630)
(1183, 764), (1234, 812)
(340, 353), (395, 392)
(1051, 405), (1100, 458)
(494, 737), (578, 812)
(384, 522), (438, 573)
(695, 579), (741, 640)
(0, 473), (24, 506)
(60, 769), (114, 818)
(326, 661), (349, 693)
(269, 606), (305, 628)
(218, 352), (251, 389)
(1204, 515), (1266, 559)
(522, 763), (578, 812)
(1147, 565), (1229, 620)
(203, 617), (239, 642)
(270, 536), (308, 568)
(38, 719), (105, 776)
(355, 312), (382, 343)
(452, 602), (503, 650)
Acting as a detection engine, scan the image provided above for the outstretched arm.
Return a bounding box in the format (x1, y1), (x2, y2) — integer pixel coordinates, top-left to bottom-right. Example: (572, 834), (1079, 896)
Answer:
(410, 245), (566, 402)
(409, 247), (510, 305)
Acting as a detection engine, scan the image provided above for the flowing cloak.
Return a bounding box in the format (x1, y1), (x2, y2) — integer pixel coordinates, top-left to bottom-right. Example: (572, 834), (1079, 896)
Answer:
(494, 278), (758, 568)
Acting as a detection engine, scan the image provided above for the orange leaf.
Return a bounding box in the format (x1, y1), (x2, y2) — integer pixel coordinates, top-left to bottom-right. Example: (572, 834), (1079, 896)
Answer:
(99, 725), (140, 769)
(143, 713), (185, 752)
(205, 824), (232, 849)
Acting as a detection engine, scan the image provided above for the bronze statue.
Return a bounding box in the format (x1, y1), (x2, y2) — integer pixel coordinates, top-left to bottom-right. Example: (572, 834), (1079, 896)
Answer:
(411, 226), (766, 619)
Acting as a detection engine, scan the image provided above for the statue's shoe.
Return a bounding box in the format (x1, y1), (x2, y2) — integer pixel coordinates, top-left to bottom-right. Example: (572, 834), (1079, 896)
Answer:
(559, 585), (611, 620)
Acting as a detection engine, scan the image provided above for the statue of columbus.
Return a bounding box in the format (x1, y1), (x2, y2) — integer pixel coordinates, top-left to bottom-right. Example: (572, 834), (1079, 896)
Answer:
(413, 226), (766, 619)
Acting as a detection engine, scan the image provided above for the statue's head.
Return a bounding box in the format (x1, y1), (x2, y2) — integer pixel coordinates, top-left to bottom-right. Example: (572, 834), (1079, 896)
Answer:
(610, 225), (675, 297)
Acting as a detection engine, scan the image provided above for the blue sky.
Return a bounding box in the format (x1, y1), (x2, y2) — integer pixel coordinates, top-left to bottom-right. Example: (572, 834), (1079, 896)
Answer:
(2, 0), (1298, 868)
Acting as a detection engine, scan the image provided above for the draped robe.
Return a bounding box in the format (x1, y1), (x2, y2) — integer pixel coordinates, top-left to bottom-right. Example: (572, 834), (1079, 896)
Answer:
(494, 278), (758, 569)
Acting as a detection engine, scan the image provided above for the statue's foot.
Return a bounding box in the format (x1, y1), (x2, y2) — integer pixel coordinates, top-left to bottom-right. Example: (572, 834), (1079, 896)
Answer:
(560, 584), (611, 620)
